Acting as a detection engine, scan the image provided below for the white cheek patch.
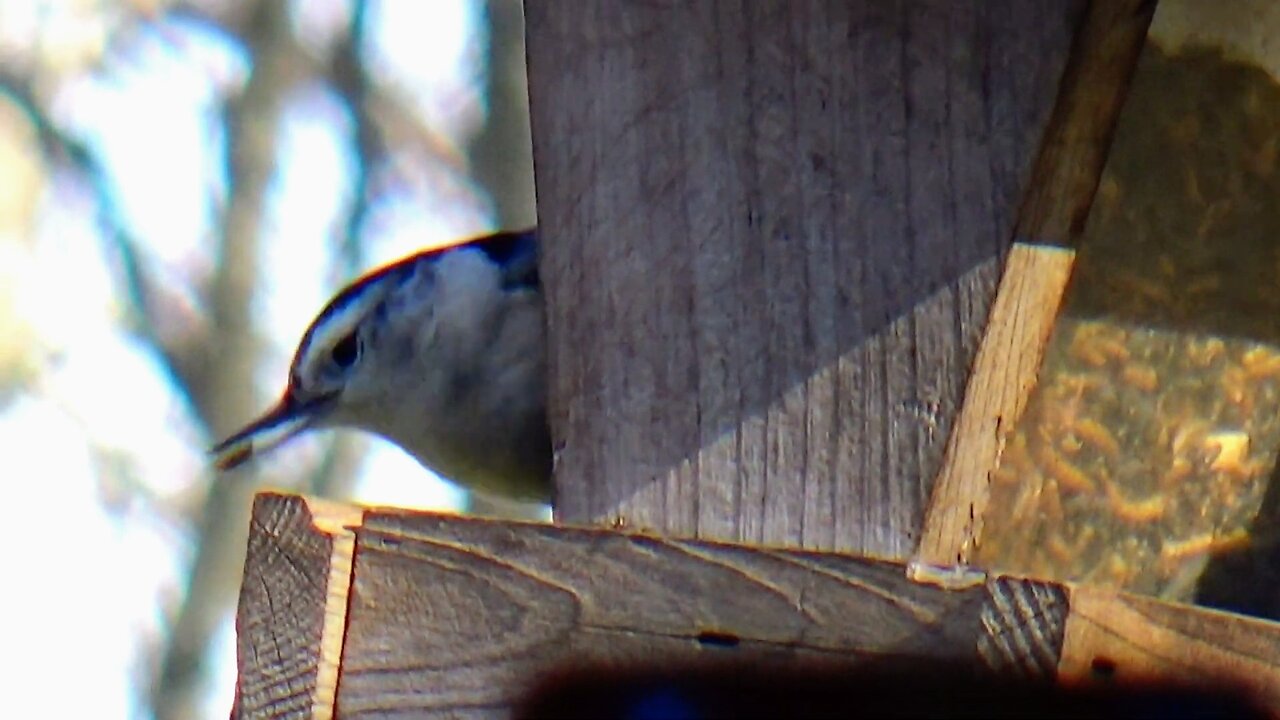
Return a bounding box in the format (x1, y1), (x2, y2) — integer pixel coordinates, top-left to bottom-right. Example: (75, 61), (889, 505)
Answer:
(303, 303), (368, 370)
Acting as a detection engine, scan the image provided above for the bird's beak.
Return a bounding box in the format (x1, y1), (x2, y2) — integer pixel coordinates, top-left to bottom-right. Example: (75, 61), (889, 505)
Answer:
(210, 392), (337, 471)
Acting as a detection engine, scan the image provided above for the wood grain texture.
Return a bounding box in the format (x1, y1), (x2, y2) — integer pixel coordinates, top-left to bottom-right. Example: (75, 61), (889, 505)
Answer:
(234, 494), (354, 719)
(528, 0), (1089, 559)
(235, 493), (1280, 717)
(915, 244), (1075, 566)
(978, 576), (1069, 679)
(915, 0), (1155, 567)
(308, 499), (364, 720)
(332, 502), (1069, 717)
(1059, 586), (1280, 709)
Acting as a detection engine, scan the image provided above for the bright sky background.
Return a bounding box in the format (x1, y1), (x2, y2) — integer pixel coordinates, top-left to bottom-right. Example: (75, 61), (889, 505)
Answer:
(0, 1), (500, 717)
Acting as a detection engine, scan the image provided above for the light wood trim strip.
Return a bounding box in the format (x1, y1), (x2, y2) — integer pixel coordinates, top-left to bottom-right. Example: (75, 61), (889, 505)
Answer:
(915, 243), (1074, 566)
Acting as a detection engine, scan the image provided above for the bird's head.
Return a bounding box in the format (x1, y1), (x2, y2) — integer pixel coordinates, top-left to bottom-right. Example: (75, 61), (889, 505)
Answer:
(210, 229), (544, 486)
(211, 257), (421, 471)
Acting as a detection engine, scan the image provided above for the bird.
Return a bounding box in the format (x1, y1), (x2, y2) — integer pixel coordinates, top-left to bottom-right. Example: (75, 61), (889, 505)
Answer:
(211, 229), (552, 503)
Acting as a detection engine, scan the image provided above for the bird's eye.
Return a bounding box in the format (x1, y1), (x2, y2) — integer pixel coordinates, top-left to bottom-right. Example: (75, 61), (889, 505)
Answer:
(330, 331), (359, 369)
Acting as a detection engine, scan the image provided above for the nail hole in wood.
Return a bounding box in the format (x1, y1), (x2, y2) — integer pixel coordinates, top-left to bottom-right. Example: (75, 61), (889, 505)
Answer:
(696, 630), (740, 648)
(1090, 656), (1117, 680)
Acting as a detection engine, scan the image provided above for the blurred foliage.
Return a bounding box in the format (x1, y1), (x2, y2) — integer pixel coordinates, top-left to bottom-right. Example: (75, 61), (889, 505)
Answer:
(0, 1), (534, 718)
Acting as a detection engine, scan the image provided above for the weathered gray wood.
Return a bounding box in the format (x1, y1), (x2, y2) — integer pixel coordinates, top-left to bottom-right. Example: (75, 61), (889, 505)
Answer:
(233, 495), (337, 719)
(234, 494), (1280, 718)
(332, 500), (1069, 716)
(528, 0), (1089, 557)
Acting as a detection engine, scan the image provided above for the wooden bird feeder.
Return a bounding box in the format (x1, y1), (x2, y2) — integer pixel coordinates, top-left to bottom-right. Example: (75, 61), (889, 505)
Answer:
(232, 1), (1280, 717)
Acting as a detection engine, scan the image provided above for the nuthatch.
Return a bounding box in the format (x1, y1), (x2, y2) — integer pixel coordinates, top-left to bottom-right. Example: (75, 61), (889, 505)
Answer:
(211, 229), (552, 502)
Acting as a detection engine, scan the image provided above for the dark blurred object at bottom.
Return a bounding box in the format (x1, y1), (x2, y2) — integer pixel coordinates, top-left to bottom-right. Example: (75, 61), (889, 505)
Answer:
(516, 658), (1264, 719)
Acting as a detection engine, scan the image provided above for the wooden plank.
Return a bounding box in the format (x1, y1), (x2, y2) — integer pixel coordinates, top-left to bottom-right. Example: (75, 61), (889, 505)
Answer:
(1059, 586), (1280, 710)
(234, 493), (1280, 717)
(914, 244), (1075, 567)
(233, 495), (362, 719)
(528, 0), (1089, 558)
(914, 0), (1155, 568)
(330, 496), (1068, 716)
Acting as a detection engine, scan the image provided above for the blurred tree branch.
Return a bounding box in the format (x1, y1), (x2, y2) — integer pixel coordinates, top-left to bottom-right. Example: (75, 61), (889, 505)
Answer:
(0, 72), (209, 412)
(153, 0), (303, 716)
(6, 0), (541, 714)
(330, 0), (375, 274)
(155, 0), (495, 712)
(0, 31), (273, 717)
(0, 32), (270, 713)
(467, 0), (537, 230)
(309, 0), (374, 500)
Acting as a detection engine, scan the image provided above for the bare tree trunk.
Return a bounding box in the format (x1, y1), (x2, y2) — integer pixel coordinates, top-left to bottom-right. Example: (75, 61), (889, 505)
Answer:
(467, 0), (537, 230)
(151, 2), (302, 717)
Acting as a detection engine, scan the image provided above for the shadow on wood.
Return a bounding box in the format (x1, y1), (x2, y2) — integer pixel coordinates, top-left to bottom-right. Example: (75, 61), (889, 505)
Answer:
(517, 658), (1266, 719)
(234, 493), (1280, 718)
(529, 0), (1094, 557)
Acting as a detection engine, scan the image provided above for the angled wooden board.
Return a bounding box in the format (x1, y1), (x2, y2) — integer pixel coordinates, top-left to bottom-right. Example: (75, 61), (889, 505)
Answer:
(916, 0), (1156, 567)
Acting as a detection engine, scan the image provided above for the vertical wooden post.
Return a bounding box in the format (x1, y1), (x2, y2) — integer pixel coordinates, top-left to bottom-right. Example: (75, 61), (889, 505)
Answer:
(528, 0), (1089, 557)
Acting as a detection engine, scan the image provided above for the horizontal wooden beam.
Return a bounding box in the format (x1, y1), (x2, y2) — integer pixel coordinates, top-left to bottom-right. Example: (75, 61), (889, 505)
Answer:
(1059, 586), (1280, 708)
(235, 493), (1280, 718)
